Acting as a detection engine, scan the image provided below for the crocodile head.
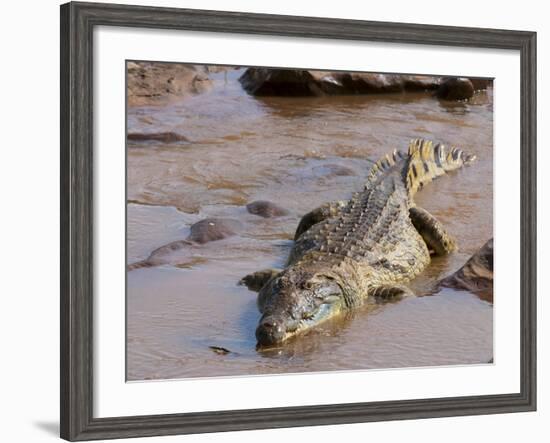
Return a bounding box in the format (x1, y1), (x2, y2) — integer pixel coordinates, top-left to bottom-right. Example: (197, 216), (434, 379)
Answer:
(255, 267), (344, 347)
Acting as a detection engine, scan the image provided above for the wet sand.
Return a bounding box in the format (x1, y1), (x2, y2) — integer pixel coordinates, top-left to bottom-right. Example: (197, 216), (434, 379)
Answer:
(127, 68), (493, 381)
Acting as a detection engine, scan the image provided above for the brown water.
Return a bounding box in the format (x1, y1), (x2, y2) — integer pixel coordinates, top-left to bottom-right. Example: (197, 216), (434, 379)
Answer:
(126, 68), (493, 381)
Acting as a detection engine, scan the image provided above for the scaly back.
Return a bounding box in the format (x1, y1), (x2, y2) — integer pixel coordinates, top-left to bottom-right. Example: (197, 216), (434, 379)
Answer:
(290, 139), (475, 266)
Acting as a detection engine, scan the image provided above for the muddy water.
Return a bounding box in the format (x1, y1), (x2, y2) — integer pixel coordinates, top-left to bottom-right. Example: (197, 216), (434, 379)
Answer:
(127, 68), (493, 381)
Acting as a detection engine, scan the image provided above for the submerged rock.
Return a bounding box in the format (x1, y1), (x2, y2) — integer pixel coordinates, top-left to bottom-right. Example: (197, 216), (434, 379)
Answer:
(127, 61), (212, 107)
(187, 218), (242, 244)
(436, 78), (475, 101)
(127, 218), (242, 271)
(246, 200), (289, 218)
(127, 132), (189, 143)
(439, 238), (493, 302)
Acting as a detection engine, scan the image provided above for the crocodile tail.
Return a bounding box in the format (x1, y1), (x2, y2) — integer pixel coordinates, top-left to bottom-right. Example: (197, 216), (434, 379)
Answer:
(405, 138), (476, 195)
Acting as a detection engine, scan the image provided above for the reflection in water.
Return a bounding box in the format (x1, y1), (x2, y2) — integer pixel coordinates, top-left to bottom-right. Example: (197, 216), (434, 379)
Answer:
(127, 68), (493, 381)
(257, 307), (363, 360)
(437, 99), (470, 115)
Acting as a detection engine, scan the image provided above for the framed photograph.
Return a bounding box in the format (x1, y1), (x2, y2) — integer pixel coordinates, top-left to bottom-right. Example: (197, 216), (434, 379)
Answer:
(60, 1), (536, 441)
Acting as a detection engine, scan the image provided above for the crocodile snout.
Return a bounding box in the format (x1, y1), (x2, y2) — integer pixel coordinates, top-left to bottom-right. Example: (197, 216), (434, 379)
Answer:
(256, 316), (286, 346)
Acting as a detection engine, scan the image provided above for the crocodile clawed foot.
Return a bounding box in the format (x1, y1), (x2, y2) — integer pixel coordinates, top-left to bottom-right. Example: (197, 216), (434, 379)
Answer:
(369, 285), (414, 302)
(239, 268), (281, 292)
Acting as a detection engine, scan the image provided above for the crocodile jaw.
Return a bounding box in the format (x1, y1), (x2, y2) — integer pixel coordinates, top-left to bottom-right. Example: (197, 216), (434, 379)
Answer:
(256, 297), (344, 347)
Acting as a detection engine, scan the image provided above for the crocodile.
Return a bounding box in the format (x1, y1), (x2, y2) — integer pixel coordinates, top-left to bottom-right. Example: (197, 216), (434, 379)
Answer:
(241, 139), (476, 347)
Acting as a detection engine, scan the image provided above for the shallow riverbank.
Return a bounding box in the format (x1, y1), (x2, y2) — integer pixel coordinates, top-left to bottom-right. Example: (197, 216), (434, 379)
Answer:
(127, 67), (493, 381)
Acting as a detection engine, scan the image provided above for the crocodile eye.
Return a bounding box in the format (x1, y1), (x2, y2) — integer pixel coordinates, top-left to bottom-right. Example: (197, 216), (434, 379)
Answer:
(302, 311), (315, 320)
(304, 281), (313, 290)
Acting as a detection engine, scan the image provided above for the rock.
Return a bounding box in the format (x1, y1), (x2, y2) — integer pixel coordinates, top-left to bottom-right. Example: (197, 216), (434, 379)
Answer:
(187, 218), (242, 244)
(127, 132), (189, 143)
(402, 75), (442, 91)
(436, 77), (475, 101)
(239, 69), (325, 96)
(127, 259), (156, 271)
(127, 218), (241, 271)
(469, 78), (493, 91)
(239, 68), (441, 97)
(246, 201), (289, 218)
(126, 239), (191, 270)
(439, 238), (493, 302)
(127, 61), (212, 107)
(320, 72), (405, 94)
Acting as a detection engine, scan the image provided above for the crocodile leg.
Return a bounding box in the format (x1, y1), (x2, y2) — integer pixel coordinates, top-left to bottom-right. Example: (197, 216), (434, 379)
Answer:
(294, 200), (347, 240)
(239, 268), (281, 292)
(409, 206), (457, 255)
(369, 284), (414, 300)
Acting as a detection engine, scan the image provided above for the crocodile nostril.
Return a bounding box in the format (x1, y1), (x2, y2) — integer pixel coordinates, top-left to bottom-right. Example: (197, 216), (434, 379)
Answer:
(256, 316), (286, 346)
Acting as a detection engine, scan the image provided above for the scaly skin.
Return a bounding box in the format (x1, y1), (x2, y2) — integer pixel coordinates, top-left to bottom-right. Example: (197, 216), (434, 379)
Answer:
(242, 139), (476, 346)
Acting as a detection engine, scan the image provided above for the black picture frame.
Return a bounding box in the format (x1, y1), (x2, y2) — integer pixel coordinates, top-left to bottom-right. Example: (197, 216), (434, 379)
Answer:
(60, 1), (537, 441)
